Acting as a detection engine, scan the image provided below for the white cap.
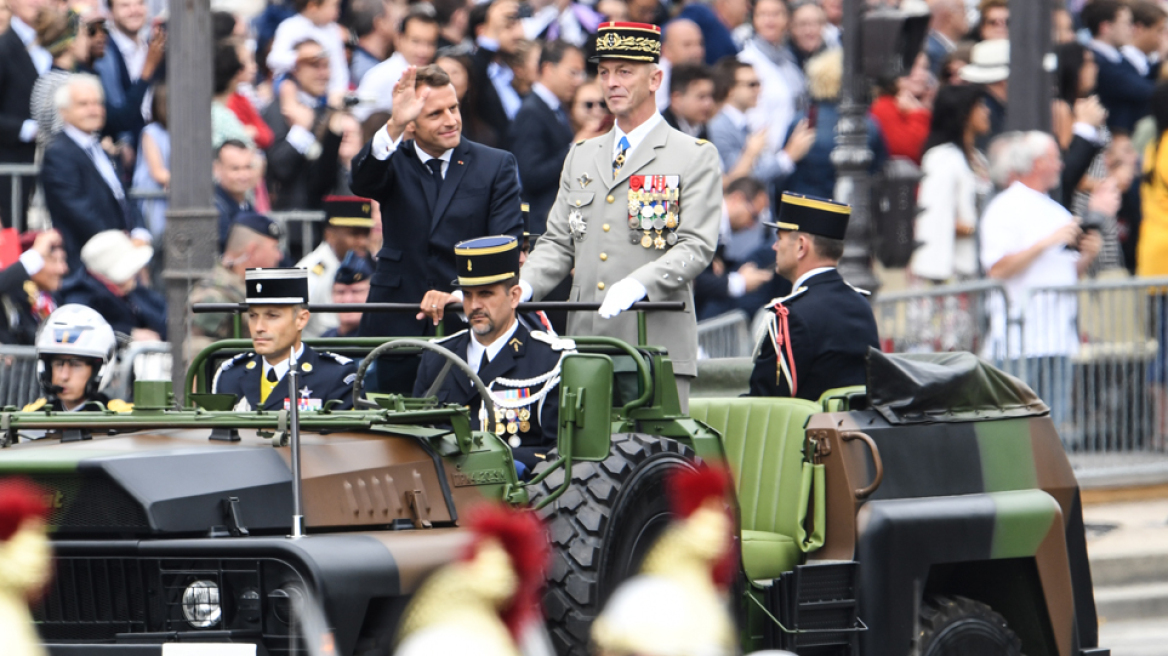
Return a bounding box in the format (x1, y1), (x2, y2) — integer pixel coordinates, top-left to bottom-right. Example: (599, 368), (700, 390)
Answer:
(81, 230), (153, 285)
(960, 39), (1010, 84)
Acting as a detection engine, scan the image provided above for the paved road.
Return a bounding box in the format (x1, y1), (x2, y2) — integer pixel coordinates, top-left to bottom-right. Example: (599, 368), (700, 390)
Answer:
(1100, 619), (1168, 656)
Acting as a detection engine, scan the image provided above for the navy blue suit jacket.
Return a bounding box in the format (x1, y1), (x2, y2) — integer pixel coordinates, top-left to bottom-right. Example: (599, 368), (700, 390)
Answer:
(349, 135), (523, 337)
(93, 40), (155, 147)
(412, 323), (562, 470)
(508, 93), (574, 234)
(212, 346), (357, 411)
(1093, 50), (1156, 133)
(41, 132), (145, 273)
(749, 269), (879, 402)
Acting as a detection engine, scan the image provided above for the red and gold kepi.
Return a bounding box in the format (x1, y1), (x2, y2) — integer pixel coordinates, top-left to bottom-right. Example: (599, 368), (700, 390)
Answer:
(591, 21), (662, 64)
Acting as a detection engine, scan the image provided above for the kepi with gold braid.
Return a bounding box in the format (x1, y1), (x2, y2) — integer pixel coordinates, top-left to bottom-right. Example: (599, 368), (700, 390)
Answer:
(453, 236), (521, 287)
(764, 192), (851, 240)
(323, 195), (375, 229)
(591, 21), (662, 63)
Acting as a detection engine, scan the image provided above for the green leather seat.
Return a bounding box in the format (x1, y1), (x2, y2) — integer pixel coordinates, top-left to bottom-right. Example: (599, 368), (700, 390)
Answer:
(689, 397), (821, 580)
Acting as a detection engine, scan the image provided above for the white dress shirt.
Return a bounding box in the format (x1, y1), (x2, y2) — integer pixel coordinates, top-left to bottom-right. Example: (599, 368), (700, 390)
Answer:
(612, 112), (665, 163)
(263, 343), (307, 383)
(370, 125), (454, 176)
(353, 52), (409, 121)
(1121, 44), (1159, 77)
(791, 267), (835, 292)
(110, 27), (148, 81)
(531, 82), (561, 112)
(467, 319), (520, 374)
(980, 181), (1080, 359)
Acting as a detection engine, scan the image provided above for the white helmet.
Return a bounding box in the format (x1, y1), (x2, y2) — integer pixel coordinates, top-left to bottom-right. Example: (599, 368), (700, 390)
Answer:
(35, 305), (117, 397)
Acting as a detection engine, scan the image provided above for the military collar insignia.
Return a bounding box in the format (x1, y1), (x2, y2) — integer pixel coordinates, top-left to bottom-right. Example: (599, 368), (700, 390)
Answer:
(509, 337), (522, 352)
(246, 361), (256, 369)
(301, 362), (313, 372)
(578, 172), (592, 188)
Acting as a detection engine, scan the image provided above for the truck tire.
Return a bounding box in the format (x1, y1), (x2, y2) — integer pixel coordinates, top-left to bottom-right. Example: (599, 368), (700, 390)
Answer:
(528, 433), (696, 656)
(917, 595), (1023, 656)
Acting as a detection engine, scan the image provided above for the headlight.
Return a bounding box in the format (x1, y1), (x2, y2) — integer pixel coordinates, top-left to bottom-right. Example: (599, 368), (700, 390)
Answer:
(181, 580), (222, 628)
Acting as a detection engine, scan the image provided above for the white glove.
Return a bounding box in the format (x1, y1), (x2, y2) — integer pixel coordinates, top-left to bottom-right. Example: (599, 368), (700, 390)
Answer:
(518, 279), (534, 302)
(598, 278), (647, 319)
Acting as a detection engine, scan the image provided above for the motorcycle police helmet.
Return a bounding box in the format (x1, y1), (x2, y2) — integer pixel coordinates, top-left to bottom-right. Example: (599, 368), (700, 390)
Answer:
(35, 305), (117, 399)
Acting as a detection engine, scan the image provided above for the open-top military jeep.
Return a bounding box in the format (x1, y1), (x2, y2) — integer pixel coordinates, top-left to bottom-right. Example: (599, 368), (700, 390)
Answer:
(0, 303), (1107, 656)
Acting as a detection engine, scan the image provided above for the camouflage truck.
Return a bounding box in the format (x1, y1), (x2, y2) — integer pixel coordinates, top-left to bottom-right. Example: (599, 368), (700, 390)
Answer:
(0, 308), (1108, 656)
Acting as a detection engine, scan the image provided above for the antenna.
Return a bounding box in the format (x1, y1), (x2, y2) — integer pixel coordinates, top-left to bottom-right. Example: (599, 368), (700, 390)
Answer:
(288, 345), (305, 539)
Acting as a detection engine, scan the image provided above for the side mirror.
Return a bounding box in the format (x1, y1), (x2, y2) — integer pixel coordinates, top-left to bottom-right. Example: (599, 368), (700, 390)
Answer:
(558, 354), (614, 462)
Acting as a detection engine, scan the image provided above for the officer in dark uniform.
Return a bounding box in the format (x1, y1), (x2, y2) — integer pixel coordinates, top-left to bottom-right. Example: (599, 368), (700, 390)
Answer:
(212, 268), (358, 411)
(748, 193), (880, 402)
(321, 252), (373, 338)
(414, 236), (573, 473)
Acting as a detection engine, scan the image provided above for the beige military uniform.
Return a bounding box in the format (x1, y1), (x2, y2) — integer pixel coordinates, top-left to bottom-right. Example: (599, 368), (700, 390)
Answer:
(188, 262), (248, 360)
(520, 118), (722, 377)
(296, 241), (341, 338)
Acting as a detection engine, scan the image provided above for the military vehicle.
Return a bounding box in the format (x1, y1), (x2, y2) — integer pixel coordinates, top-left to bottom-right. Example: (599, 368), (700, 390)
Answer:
(0, 303), (1107, 656)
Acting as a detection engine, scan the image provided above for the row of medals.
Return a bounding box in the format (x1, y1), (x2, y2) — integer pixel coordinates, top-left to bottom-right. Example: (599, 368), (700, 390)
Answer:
(629, 180), (680, 250)
(494, 407), (533, 447)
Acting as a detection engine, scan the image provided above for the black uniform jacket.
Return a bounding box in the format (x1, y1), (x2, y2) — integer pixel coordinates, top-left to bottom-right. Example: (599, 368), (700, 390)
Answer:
(412, 323), (566, 470)
(212, 346), (358, 411)
(748, 268), (880, 402)
(348, 136), (522, 338)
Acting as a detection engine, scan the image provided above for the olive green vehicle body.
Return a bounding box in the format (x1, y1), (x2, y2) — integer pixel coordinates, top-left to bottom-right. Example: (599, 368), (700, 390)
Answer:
(0, 336), (1105, 656)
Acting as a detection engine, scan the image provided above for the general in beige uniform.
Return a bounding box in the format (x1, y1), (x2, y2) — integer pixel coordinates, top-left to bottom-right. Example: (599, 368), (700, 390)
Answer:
(519, 21), (722, 403)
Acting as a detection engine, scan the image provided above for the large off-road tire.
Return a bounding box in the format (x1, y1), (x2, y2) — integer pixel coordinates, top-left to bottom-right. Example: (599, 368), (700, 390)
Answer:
(917, 595), (1023, 656)
(528, 433), (697, 656)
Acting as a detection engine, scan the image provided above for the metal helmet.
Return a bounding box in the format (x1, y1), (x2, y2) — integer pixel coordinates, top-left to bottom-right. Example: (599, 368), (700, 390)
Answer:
(35, 305), (117, 398)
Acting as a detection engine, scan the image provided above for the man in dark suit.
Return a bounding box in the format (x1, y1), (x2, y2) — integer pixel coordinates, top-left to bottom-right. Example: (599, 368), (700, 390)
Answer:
(508, 41), (585, 234)
(213, 140), (258, 250)
(0, 231), (68, 346)
(467, 0), (524, 147)
(41, 74), (149, 275)
(94, 0), (166, 151)
(350, 63), (523, 340)
(662, 63), (715, 141)
(212, 268), (357, 411)
(414, 236), (569, 474)
(749, 193), (879, 402)
(0, 0), (46, 229)
(263, 39), (345, 212)
(1084, 0), (1154, 133)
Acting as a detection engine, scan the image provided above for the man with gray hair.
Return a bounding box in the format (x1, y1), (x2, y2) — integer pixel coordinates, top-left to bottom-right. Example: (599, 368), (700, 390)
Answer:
(980, 130), (1102, 433)
(40, 73), (149, 274)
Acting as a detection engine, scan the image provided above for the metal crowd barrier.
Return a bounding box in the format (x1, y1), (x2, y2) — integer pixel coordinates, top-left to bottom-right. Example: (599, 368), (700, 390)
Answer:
(874, 276), (1168, 483)
(268, 210), (326, 262)
(697, 310), (753, 359)
(0, 163), (39, 232)
(104, 342), (173, 403)
(0, 346), (40, 409)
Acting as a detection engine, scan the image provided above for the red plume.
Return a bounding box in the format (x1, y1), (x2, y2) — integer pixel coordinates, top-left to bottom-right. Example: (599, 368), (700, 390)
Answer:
(667, 464), (739, 590)
(462, 504), (550, 639)
(0, 478), (49, 542)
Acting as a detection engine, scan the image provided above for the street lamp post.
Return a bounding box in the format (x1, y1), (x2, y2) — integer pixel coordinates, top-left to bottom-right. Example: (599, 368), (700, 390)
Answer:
(832, 0), (880, 294)
(165, 0), (218, 403)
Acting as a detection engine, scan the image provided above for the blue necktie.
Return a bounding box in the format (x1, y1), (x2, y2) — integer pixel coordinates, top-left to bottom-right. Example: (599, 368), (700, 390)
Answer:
(614, 136), (630, 176)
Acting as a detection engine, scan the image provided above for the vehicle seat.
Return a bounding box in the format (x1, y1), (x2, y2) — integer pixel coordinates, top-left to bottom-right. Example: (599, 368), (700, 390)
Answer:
(688, 397), (821, 581)
(818, 386), (867, 413)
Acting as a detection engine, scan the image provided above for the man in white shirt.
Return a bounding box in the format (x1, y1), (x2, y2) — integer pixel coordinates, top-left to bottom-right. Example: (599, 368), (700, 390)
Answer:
(353, 8), (440, 122)
(266, 0), (350, 99)
(96, 0), (165, 148)
(980, 131), (1102, 429)
(1123, 0), (1165, 79)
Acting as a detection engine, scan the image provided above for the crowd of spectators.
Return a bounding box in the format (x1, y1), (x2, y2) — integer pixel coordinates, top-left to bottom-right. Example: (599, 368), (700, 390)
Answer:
(2, 0), (1168, 375)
